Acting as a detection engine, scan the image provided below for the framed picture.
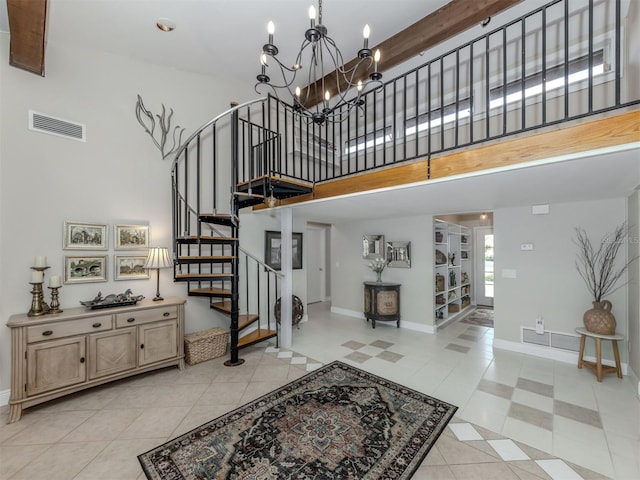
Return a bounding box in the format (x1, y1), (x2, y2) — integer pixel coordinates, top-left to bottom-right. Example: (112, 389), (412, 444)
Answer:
(386, 241), (411, 268)
(115, 224), (149, 250)
(64, 255), (108, 284)
(363, 234), (385, 260)
(114, 255), (150, 280)
(63, 221), (108, 250)
(265, 231), (303, 271)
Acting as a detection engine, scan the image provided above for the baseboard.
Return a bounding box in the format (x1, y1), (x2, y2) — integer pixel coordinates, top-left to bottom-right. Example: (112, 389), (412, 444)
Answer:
(330, 306), (364, 319)
(493, 338), (629, 374)
(330, 307), (436, 334)
(0, 389), (10, 407)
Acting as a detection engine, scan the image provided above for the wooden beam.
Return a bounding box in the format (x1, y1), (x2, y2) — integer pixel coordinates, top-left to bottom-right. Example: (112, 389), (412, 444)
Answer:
(253, 108), (640, 210)
(301, 0), (522, 107)
(7, 0), (48, 76)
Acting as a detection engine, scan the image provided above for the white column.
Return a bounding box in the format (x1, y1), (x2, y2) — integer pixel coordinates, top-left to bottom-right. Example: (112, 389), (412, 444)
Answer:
(280, 207), (293, 348)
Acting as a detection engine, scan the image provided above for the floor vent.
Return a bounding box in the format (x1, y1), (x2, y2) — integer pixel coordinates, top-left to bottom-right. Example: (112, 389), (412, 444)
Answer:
(522, 327), (580, 352)
(29, 110), (86, 142)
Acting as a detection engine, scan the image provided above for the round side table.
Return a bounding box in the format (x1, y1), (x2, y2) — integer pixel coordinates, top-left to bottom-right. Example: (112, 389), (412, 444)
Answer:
(575, 327), (624, 382)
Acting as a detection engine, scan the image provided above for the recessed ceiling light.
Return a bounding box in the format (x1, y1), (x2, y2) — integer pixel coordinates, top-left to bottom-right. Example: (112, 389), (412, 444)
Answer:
(156, 18), (176, 32)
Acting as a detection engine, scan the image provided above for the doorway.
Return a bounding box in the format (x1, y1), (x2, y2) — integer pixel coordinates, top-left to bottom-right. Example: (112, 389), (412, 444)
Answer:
(475, 226), (494, 307)
(306, 223), (330, 304)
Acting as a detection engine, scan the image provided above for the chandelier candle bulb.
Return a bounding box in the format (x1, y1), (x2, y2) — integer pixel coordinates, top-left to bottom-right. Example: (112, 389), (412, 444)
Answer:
(309, 5), (316, 27)
(363, 24), (370, 48)
(267, 21), (274, 44)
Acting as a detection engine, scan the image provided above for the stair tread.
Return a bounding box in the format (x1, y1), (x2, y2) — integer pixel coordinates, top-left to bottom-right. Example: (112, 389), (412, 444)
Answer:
(237, 175), (312, 189)
(188, 288), (232, 296)
(238, 328), (277, 348)
(176, 273), (233, 278)
(177, 235), (238, 241)
(177, 255), (236, 261)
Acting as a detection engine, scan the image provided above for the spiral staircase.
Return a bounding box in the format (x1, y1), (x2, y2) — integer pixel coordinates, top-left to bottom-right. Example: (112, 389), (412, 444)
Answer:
(172, 99), (312, 366)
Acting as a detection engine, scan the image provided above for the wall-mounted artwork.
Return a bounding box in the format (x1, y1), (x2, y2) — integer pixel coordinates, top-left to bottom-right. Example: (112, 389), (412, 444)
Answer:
(115, 224), (149, 250)
(63, 221), (107, 250)
(386, 241), (411, 268)
(114, 255), (150, 280)
(363, 235), (384, 260)
(64, 255), (108, 284)
(265, 231), (303, 271)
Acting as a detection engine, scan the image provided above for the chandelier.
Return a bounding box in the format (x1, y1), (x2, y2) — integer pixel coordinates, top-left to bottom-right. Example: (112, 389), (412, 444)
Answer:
(255, 0), (383, 125)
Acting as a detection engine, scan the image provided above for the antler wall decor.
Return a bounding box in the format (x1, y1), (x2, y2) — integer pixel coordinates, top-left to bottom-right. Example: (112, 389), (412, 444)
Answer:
(135, 94), (186, 160)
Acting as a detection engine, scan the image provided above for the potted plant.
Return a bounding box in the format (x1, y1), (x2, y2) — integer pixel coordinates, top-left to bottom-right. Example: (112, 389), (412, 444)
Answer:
(573, 222), (636, 334)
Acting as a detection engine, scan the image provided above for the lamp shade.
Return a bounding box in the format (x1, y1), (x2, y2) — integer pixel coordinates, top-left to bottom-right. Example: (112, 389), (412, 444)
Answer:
(144, 247), (172, 269)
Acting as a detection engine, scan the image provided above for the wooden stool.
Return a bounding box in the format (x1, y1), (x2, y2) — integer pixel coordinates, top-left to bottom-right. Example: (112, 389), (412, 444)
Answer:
(575, 327), (623, 382)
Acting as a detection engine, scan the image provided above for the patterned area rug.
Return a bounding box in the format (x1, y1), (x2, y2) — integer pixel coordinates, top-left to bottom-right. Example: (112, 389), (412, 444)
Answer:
(138, 361), (457, 480)
(461, 307), (494, 328)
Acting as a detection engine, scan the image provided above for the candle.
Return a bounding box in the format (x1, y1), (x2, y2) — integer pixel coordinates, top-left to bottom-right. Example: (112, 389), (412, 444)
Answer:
(31, 271), (44, 283)
(34, 256), (47, 268)
(49, 275), (62, 288)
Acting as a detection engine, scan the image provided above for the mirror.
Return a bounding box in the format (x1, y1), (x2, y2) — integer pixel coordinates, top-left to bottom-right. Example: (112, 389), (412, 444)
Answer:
(362, 235), (384, 260)
(386, 241), (411, 268)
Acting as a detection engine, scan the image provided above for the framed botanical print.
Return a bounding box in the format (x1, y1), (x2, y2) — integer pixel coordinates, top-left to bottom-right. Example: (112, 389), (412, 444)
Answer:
(115, 224), (149, 250)
(114, 255), (150, 280)
(64, 255), (108, 284)
(63, 221), (108, 250)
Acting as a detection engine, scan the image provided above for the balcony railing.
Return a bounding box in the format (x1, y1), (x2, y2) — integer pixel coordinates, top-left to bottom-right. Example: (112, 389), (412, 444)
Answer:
(257, 0), (637, 185)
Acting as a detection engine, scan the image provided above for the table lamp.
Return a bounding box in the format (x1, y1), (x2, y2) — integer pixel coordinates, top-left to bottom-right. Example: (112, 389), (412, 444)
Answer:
(144, 247), (172, 301)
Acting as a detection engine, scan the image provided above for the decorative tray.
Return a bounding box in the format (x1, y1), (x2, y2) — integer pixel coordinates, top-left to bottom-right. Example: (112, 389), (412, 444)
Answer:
(80, 289), (145, 310)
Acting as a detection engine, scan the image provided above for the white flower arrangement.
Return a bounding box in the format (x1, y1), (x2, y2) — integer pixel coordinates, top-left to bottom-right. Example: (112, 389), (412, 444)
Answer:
(368, 257), (389, 277)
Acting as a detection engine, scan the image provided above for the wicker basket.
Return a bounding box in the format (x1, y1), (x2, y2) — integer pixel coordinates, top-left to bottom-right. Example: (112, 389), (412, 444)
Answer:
(184, 327), (229, 365)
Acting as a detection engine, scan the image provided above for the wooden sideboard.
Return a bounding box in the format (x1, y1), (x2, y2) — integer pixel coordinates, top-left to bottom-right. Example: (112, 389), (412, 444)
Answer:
(6, 296), (186, 423)
(363, 282), (401, 328)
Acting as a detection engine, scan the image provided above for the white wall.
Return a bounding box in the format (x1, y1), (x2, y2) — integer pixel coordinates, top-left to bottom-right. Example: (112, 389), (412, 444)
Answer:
(627, 188), (640, 389)
(238, 209), (309, 310)
(331, 214), (434, 330)
(0, 34), (254, 393)
(493, 198), (629, 362)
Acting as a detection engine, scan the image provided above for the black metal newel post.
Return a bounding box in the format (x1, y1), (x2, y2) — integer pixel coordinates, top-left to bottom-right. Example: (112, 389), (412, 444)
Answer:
(225, 103), (245, 367)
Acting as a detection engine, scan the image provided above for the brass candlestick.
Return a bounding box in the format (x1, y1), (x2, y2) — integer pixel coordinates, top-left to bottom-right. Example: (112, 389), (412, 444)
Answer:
(28, 266), (50, 316)
(28, 282), (48, 317)
(48, 286), (63, 314)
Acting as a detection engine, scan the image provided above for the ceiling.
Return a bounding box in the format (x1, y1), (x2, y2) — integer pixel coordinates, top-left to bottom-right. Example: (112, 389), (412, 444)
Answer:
(0, 0), (451, 82)
(1, 1), (638, 224)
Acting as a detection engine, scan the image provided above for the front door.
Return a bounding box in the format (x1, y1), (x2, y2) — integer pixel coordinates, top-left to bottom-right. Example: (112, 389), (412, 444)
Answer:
(475, 227), (494, 307)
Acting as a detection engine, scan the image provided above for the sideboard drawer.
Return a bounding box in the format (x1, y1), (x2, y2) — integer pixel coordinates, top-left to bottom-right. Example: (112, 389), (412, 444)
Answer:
(116, 306), (178, 328)
(27, 315), (113, 343)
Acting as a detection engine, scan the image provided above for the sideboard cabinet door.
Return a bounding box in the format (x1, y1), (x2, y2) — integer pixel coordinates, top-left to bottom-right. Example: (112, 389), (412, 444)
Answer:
(27, 337), (87, 396)
(88, 327), (137, 379)
(138, 319), (178, 366)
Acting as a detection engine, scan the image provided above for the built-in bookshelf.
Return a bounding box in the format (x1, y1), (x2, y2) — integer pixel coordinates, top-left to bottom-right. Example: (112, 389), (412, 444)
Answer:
(434, 219), (473, 328)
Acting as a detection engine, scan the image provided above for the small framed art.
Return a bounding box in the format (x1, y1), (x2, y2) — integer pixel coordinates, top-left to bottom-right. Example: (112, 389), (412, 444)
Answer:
(64, 255), (108, 284)
(63, 221), (108, 250)
(115, 224), (149, 250)
(114, 255), (150, 280)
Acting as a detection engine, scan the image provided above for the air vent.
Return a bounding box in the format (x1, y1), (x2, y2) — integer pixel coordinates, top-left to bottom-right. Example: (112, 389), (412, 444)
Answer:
(29, 110), (86, 142)
(522, 327), (580, 352)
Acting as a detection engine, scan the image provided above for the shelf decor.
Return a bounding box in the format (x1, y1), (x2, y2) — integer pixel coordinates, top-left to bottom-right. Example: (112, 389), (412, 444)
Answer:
(434, 219), (473, 327)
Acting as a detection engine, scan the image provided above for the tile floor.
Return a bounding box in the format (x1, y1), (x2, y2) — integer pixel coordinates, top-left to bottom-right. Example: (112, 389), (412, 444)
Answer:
(0, 301), (638, 479)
